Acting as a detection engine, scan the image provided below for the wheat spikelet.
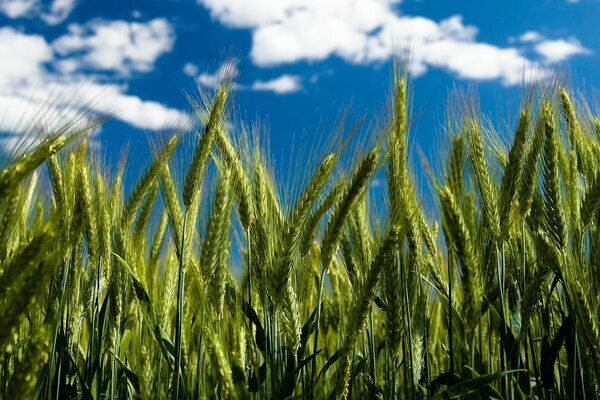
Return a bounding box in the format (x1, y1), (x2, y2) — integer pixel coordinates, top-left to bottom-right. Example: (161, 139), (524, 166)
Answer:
(440, 186), (481, 326)
(205, 327), (238, 399)
(382, 254), (404, 359)
(468, 120), (501, 239)
(201, 169), (232, 317)
(335, 225), (400, 399)
(500, 107), (530, 233)
(150, 211), (168, 267)
(47, 154), (64, 208)
(76, 151), (99, 266)
(160, 162), (184, 252)
(517, 112), (545, 220)
(274, 153), (335, 297)
(134, 180), (159, 245)
(0, 133), (70, 199)
(540, 102), (567, 249)
(448, 133), (465, 199)
(0, 188), (19, 260)
(388, 74), (409, 224)
(580, 155), (600, 227)
(215, 126), (254, 229)
(183, 84), (229, 209)
(560, 88), (592, 176)
(300, 179), (344, 257)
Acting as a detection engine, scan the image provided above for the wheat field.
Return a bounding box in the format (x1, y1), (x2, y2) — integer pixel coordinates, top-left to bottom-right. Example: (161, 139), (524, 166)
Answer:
(1, 70), (600, 399)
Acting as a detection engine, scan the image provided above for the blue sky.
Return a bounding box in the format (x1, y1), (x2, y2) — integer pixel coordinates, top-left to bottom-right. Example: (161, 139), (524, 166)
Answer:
(0, 0), (598, 183)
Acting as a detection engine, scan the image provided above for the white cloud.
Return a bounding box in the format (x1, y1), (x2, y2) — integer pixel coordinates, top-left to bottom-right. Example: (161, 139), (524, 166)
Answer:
(534, 38), (590, 62)
(519, 31), (544, 43)
(513, 31), (591, 64)
(183, 62), (199, 77)
(251, 74), (302, 94)
(53, 18), (175, 75)
(197, 0), (587, 84)
(0, 26), (190, 143)
(0, 0), (77, 25)
(0, 0), (36, 18)
(41, 0), (77, 25)
(0, 27), (53, 89)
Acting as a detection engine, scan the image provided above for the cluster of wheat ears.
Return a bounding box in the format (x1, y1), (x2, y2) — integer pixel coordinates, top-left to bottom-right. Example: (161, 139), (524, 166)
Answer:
(2, 67), (600, 400)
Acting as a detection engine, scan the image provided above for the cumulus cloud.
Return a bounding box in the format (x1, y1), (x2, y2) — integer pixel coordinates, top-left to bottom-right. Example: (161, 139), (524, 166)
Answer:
(251, 75), (302, 94)
(0, 0), (77, 25)
(183, 62), (199, 77)
(0, 27), (53, 89)
(518, 31), (545, 43)
(197, 0), (587, 84)
(513, 30), (591, 63)
(53, 18), (175, 76)
(534, 38), (590, 62)
(41, 0), (77, 25)
(0, 0), (36, 18)
(0, 25), (190, 143)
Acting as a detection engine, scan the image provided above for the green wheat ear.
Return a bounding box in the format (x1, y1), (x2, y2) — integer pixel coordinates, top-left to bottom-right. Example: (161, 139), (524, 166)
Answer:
(467, 120), (500, 240)
(440, 185), (481, 327)
(540, 102), (567, 249)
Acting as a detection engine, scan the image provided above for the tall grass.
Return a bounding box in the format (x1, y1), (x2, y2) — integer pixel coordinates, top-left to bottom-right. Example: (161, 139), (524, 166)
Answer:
(2, 72), (600, 400)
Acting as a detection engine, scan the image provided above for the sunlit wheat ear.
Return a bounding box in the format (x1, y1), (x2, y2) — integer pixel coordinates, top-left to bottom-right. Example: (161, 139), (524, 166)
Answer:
(467, 120), (500, 240)
(184, 81), (230, 210)
(134, 180), (159, 244)
(499, 107), (530, 233)
(76, 145), (100, 266)
(215, 126), (254, 229)
(300, 179), (344, 257)
(517, 109), (546, 219)
(274, 153), (336, 294)
(160, 161), (183, 251)
(201, 168), (231, 316)
(440, 186), (481, 327)
(336, 225), (401, 399)
(581, 171), (600, 228)
(387, 73), (409, 225)
(540, 102), (567, 249)
(47, 154), (64, 208)
(560, 88), (592, 175)
(204, 327), (238, 399)
(150, 211), (169, 267)
(447, 133), (465, 199)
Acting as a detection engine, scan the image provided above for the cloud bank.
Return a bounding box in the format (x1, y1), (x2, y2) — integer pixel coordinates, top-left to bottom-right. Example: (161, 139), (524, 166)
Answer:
(0, 0), (77, 25)
(197, 0), (590, 85)
(0, 20), (190, 144)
